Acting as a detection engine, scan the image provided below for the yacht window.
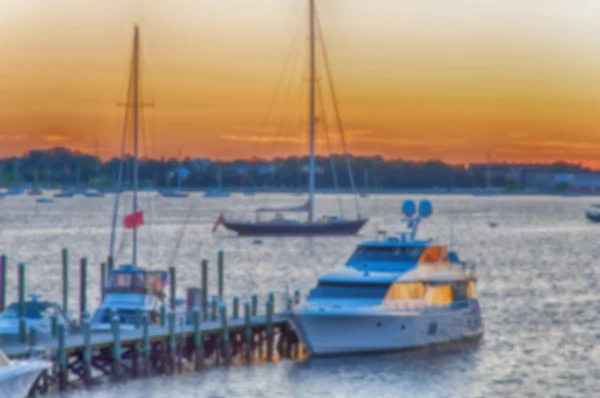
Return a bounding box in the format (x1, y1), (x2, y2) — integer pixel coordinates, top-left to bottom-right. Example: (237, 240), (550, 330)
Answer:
(309, 282), (390, 299)
(92, 308), (138, 324)
(385, 282), (425, 300)
(347, 246), (423, 263)
(427, 285), (453, 305)
(452, 283), (468, 302)
(466, 282), (478, 298)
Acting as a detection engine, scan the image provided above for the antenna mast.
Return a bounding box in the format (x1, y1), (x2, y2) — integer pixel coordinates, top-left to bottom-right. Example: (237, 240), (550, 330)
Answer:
(308, 0), (316, 223)
(132, 25), (140, 266)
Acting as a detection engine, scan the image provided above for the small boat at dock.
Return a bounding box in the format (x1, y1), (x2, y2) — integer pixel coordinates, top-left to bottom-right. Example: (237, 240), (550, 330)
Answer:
(585, 204), (600, 222)
(287, 199), (484, 356)
(0, 349), (50, 398)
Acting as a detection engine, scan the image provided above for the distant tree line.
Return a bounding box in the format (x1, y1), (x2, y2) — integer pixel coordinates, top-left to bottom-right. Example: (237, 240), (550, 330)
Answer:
(0, 147), (586, 190)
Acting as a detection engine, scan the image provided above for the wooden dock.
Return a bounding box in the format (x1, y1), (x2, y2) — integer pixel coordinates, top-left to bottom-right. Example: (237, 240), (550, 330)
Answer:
(0, 250), (305, 396)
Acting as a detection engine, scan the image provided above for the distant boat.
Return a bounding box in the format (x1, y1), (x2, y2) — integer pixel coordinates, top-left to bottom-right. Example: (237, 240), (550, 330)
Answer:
(27, 170), (42, 195)
(53, 189), (76, 198)
(83, 189), (105, 198)
(5, 187), (25, 196)
(35, 197), (54, 204)
(585, 204), (600, 222)
(159, 188), (188, 198)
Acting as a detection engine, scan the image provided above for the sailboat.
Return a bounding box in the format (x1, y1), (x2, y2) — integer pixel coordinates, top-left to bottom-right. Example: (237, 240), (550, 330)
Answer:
(93, 25), (187, 330)
(204, 163), (231, 198)
(6, 158), (25, 195)
(214, 0), (367, 236)
(472, 153), (502, 196)
(36, 167), (54, 203)
(84, 142), (106, 197)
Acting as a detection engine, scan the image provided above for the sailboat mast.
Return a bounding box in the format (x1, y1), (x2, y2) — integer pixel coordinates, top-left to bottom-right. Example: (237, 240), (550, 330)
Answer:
(132, 25), (140, 266)
(308, 0), (316, 223)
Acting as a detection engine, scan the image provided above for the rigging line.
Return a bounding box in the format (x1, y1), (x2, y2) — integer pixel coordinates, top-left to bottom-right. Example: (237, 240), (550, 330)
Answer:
(316, 77), (344, 218)
(167, 198), (196, 268)
(109, 49), (135, 261)
(258, 50), (307, 200)
(243, 8), (307, 188)
(315, 10), (361, 219)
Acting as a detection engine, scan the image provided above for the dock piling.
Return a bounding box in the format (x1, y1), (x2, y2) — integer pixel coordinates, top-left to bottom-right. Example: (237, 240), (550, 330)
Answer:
(107, 255), (114, 271)
(61, 248), (69, 314)
(219, 304), (231, 365)
(135, 308), (142, 328)
(168, 311), (176, 374)
(100, 262), (106, 301)
(201, 259), (208, 321)
(83, 318), (91, 384)
(232, 296), (239, 319)
(244, 301), (252, 364)
(251, 294), (258, 317)
(79, 257), (87, 321)
(51, 314), (57, 338)
(211, 296), (218, 321)
(0, 254), (6, 312)
(217, 250), (224, 301)
(294, 289), (301, 305)
(28, 326), (36, 348)
(169, 266), (176, 310)
(192, 306), (204, 371)
(160, 304), (166, 327)
(18, 262), (26, 343)
(57, 322), (67, 391)
(266, 298), (274, 362)
(142, 313), (150, 376)
(111, 315), (122, 380)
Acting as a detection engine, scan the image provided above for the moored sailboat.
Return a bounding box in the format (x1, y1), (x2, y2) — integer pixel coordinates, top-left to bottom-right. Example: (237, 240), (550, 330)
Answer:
(214, 0), (367, 236)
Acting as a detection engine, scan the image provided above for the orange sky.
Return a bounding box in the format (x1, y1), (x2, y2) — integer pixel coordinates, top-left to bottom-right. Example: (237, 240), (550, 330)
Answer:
(1, 0), (600, 165)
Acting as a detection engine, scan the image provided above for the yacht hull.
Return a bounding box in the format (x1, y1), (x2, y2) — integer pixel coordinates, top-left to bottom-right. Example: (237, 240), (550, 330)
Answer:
(289, 305), (483, 356)
(0, 360), (50, 398)
(222, 219), (368, 236)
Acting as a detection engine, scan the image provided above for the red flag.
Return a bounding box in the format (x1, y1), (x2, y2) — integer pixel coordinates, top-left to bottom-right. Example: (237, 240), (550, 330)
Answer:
(212, 213), (225, 233)
(124, 210), (144, 229)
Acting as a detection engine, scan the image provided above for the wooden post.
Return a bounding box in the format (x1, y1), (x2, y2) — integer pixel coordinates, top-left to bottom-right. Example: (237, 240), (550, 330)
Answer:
(135, 308), (142, 328)
(201, 259), (208, 321)
(294, 289), (301, 305)
(79, 258), (87, 322)
(244, 301), (252, 364)
(28, 326), (37, 348)
(142, 313), (150, 376)
(111, 314), (121, 380)
(57, 323), (68, 391)
(217, 250), (224, 301)
(211, 296), (218, 321)
(83, 318), (91, 385)
(268, 291), (275, 313)
(18, 262), (26, 343)
(51, 314), (58, 338)
(168, 311), (176, 374)
(169, 266), (176, 310)
(160, 304), (166, 327)
(0, 254), (6, 312)
(232, 296), (239, 319)
(219, 304), (231, 365)
(251, 294), (258, 317)
(266, 298), (274, 362)
(192, 306), (204, 371)
(107, 255), (114, 271)
(100, 262), (107, 301)
(62, 248), (69, 314)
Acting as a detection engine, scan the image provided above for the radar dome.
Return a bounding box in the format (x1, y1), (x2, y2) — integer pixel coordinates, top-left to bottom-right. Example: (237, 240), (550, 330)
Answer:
(402, 200), (417, 217)
(418, 199), (433, 218)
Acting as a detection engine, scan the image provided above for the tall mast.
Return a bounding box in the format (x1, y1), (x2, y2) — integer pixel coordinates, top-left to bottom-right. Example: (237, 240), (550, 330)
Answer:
(132, 25), (140, 266)
(308, 0), (316, 222)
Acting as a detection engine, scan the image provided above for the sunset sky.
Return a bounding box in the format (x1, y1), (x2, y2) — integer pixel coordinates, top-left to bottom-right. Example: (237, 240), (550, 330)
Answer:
(1, 0), (600, 165)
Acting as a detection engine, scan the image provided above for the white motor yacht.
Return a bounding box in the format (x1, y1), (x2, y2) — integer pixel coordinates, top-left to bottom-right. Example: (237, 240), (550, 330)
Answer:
(288, 199), (484, 356)
(0, 349), (50, 398)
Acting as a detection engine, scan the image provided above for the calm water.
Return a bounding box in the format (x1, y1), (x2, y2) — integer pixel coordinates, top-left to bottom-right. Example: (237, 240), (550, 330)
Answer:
(1, 193), (599, 397)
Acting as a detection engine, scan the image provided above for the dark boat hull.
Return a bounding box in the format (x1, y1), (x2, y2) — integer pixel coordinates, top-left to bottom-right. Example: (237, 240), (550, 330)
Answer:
(223, 219), (368, 236)
(586, 211), (600, 222)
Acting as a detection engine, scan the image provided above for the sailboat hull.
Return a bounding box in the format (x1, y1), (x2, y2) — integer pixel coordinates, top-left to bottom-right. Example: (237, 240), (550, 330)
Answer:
(222, 219), (368, 236)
